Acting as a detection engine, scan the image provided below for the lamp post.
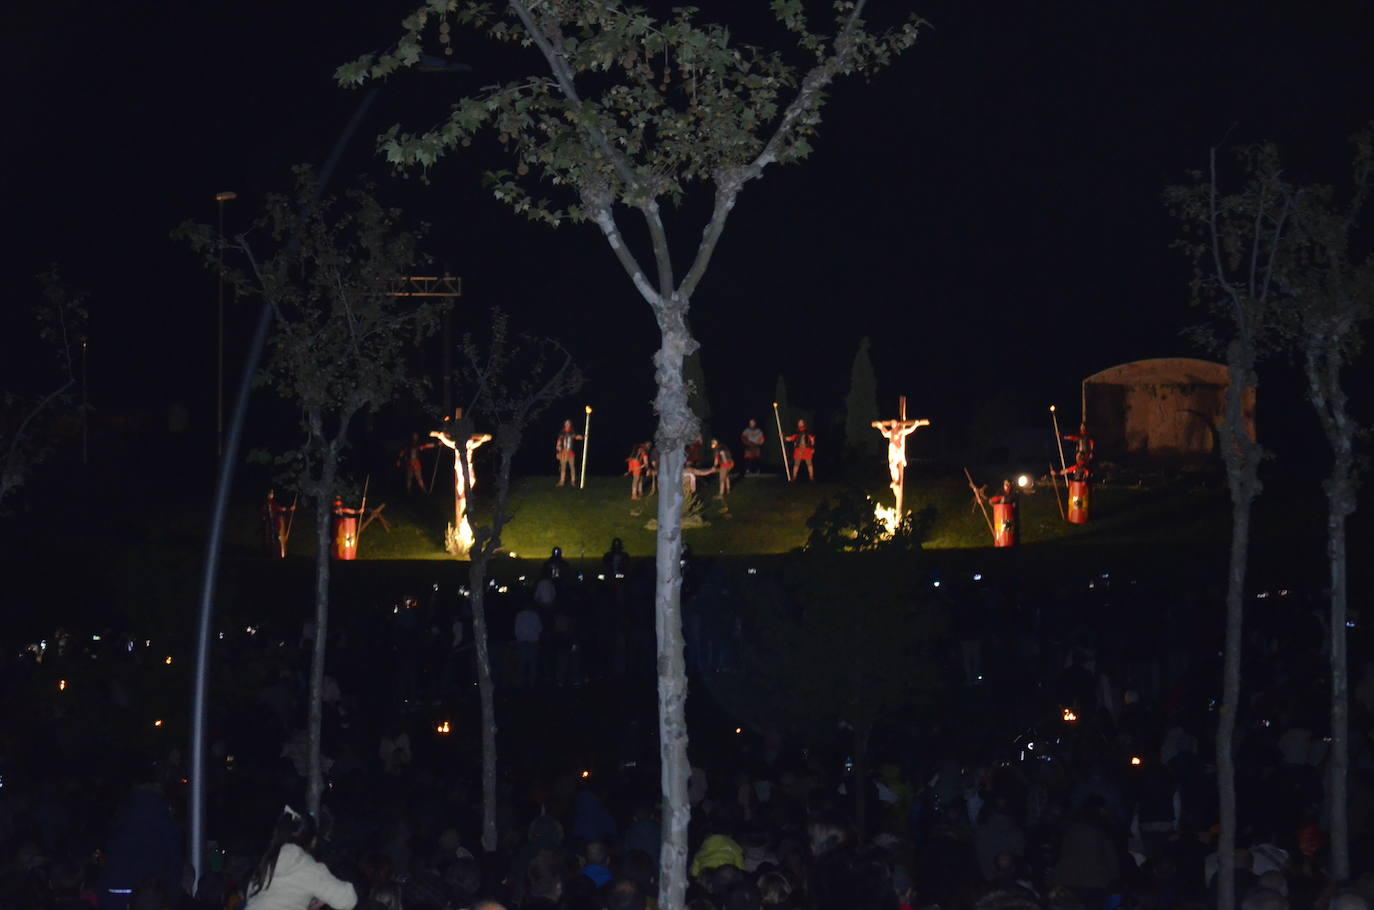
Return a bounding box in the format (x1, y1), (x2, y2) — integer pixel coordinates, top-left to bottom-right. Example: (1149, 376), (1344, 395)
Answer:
(214, 190), (237, 458)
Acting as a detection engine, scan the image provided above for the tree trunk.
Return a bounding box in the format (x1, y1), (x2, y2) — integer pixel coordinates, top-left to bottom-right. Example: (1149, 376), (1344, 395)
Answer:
(468, 556), (499, 852)
(1308, 340), (1355, 881)
(1216, 341), (1261, 910)
(1328, 474), (1351, 880)
(652, 295), (697, 910)
(306, 453), (337, 817)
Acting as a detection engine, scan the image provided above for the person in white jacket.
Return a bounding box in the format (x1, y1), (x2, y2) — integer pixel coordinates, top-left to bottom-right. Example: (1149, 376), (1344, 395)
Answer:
(245, 806), (357, 910)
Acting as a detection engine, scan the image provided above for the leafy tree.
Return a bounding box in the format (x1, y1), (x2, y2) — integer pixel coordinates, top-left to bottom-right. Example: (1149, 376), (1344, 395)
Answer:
(843, 336), (883, 463)
(755, 491), (943, 836)
(1272, 127), (1373, 879)
(2, 268), (87, 512)
(455, 309), (582, 851)
(340, 5), (920, 903)
(1166, 145), (1295, 910)
(180, 168), (447, 815)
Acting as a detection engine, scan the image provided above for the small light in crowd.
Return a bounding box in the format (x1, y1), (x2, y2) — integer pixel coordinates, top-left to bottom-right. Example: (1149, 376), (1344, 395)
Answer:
(436, 721), (452, 735)
(1278, 589), (1290, 597)
(497, 585), (509, 594)
(58, 679), (67, 691)
(154, 719), (163, 727)
(735, 727), (742, 735)
(615, 573), (624, 579)
(393, 606), (399, 614)
(597, 574), (606, 581)
(1062, 708), (1078, 723)
(747, 567), (757, 575)
(1026, 741), (1035, 751)
(508, 552), (518, 558)
(972, 572), (983, 582)
(1016, 475), (1030, 488)
(581, 769), (591, 779)
(225, 755), (236, 768)
(518, 576), (527, 582)
(91, 634), (102, 642)
(164, 656), (173, 665)
(218, 632), (224, 640)
(932, 580), (941, 588)
(1130, 756), (1142, 766)
(144, 640), (150, 647)
(1256, 591), (1270, 599)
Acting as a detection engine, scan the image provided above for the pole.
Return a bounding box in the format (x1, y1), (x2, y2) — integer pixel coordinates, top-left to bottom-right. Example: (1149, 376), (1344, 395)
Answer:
(963, 466), (995, 536)
(580, 405), (592, 489)
(1048, 463), (1065, 520)
(771, 401), (791, 481)
(1050, 404), (1068, 475)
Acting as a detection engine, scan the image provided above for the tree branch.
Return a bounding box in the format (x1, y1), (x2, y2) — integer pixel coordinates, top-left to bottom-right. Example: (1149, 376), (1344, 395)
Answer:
(678, 177), (741, 301)
(587, 198), (662, 305)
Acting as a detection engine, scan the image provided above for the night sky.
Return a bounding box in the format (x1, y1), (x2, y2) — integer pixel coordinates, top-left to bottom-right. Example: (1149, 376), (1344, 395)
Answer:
(6, 1), (1374, 473)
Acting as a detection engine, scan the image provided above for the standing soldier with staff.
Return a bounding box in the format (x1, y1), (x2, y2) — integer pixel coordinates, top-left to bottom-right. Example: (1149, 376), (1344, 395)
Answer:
(554, 419), (582, 487)
(785, 419), (816, 482)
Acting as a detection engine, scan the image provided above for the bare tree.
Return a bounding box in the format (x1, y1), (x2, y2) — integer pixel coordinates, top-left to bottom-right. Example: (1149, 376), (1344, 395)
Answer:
(2, 268), (87, 512)
(180, 168), (447, 815)
(451, 309), (582, 851)
(1167, 145), (1295, 910)
(339, 7), (921, 903)
(1276, 127), (1373, 880)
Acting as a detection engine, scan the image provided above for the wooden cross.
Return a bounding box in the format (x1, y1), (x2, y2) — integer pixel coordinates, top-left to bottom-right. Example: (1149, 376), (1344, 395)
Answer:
(871, 395), (931, 517)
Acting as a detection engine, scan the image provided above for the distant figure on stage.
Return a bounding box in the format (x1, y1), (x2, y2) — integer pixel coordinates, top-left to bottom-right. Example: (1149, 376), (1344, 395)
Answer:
(647, 442), (660, 495)
(786, 419), (816, 482)
(1065, 421), (1095, 466)
(711, 439), (735, 499)
(871, 414), (930, 507)
(262, 490), (296, 558)
(740, 419), (765, 474)
(555, 419), (582, 487)
(397, 432), (436, 493)
(626, 442), (649, 500)
(686, 434), (706, 468)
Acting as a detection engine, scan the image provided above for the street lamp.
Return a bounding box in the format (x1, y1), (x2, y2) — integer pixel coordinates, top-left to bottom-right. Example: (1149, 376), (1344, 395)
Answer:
(214, 190), (237, 457)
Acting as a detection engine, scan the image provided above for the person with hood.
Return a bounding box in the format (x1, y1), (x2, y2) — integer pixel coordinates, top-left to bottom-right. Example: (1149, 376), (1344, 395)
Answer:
(245, 806), (357, 910)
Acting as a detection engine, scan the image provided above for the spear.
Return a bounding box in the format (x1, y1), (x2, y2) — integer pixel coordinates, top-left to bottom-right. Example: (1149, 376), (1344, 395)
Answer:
(771, 401), (791, 481)
(357, 475), (370, 541)
(580, 405), (592, 489)
(963, 466), (995, 536)
(1047, 463), (1065, 520)
(1050, 404), (1068, 475)
(427, 436), (441, 494)
(284, 492), (299, 546)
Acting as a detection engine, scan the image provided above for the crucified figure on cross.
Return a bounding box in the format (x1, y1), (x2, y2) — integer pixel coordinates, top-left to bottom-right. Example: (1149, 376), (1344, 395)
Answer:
(431, 409), (492, 554)
(871, 396), (930, 516)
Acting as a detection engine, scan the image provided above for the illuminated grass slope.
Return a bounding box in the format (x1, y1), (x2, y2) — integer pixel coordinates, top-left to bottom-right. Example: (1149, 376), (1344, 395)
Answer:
(231, 470), (1233, 560)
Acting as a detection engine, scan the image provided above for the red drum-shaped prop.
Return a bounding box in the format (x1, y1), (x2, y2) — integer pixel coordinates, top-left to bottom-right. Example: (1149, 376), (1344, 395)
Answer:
(333, 514), (359, 560)
(1068, 479), (1090, 525)
(992, 501), (1018, 548)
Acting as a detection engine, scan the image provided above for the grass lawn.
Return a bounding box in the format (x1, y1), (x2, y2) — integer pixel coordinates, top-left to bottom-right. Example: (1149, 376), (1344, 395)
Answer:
(222, 466), (1236, 561)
